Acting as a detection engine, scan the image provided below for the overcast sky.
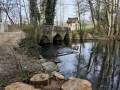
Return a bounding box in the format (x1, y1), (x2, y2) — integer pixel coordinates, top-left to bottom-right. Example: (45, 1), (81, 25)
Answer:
(55, 0), (91, 24)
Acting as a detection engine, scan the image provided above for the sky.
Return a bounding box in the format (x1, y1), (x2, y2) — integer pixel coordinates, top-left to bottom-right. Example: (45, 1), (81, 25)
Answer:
(55, 0), (91, 25)
(1, 0), (91, 25)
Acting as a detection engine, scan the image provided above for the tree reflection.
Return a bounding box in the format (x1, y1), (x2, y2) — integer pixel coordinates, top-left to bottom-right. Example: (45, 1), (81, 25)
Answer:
(74, 41), (120, 90)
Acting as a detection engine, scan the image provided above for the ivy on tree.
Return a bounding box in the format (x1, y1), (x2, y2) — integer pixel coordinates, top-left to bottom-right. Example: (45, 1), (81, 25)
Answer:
(45, 0), (57, 25)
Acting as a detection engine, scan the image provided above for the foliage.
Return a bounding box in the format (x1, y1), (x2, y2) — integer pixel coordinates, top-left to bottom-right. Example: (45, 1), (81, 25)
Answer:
(45, 0), (57, 25)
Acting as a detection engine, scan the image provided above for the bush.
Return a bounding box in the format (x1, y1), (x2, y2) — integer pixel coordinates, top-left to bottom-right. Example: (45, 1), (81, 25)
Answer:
(22, 24), (35, 38)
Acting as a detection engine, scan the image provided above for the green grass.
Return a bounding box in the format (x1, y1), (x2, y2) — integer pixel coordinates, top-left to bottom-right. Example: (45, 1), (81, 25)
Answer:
(85, 24), (94, 29)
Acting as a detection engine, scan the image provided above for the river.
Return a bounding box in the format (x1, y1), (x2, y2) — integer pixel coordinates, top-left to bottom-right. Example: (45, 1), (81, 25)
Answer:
(41, 40), (120, 90)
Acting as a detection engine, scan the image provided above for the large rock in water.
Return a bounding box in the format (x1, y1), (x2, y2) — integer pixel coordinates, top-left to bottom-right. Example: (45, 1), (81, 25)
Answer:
(42, 62), (58, 72)
(61, 77), (92, 90)
(5, 82), (35, 90)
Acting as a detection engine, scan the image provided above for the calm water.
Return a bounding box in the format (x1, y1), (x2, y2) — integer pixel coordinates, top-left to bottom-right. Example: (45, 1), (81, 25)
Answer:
(41, 40), (120, 90)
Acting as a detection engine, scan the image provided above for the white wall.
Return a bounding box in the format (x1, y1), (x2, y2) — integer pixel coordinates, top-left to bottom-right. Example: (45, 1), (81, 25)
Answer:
(68, 21), (79, 31)
(0, 22), (8, 32)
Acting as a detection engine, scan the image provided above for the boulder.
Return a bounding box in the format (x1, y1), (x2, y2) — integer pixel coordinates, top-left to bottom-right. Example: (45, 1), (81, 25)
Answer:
(68, 77), (76, 80)
(40, 58), (46, 63)
(54, 59), (61, 63)
(5, 82), (35, 90)
(61, 77), (92, 90)
(42, 62), (58, 72)
(53, 72), (65, 80)
(30, 73), (49, 85)
(39, 55), (43, 59)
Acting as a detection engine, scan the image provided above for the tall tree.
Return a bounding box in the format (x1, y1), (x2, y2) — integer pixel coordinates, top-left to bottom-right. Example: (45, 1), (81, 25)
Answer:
(29, 0), (40, 24)
(45, 0), (57, 25)
(40, 0), (48, 24)
(29, 0), (40, 42)
(87, 0), (96, 28)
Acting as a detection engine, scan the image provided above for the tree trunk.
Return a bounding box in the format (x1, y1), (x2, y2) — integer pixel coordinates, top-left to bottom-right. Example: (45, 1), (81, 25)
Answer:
(96, 0), (101, 31)
(77, 0), (82, 30)
(40, 0), (48, 25)
(19, 0), (22, 25)
(3, 7), (14, 24)
(115, 0), (119, 35)
(23, 0), (29, 23)
(88, 0), (95, 28)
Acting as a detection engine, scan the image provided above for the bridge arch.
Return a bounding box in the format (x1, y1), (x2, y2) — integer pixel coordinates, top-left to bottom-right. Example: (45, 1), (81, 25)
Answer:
(53, 34), (63, 42)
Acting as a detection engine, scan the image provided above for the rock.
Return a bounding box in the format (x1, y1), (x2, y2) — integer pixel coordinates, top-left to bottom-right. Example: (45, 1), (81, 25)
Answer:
(54, 59), (61, 63)
(40, 58), (46, 63)
(42, 62), (58, 72)
(68, 77), (76, 80)
(5, 82), (35, 90)
(54, 72), (65, 80)
(61, 78), (92, 90)
(39, 55), (43, 59)
(30, 73), (49, 83)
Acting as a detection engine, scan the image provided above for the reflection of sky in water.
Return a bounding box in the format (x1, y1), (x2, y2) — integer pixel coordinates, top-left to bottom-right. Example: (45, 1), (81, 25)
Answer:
(58, 42), (94, 79)
(58, 54), (78, 78)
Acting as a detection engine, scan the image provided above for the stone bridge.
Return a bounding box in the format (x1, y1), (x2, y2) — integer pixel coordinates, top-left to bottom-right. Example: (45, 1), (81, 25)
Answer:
(40, 25), (72, 44)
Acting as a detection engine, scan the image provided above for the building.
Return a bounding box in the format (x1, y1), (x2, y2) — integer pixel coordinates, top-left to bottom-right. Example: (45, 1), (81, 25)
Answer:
(67, 17), (79, 31)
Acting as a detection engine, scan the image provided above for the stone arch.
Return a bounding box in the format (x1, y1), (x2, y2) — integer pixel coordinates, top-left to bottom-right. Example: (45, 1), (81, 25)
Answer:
(40, 35), (50, 44)
(53, 34), (63, 42)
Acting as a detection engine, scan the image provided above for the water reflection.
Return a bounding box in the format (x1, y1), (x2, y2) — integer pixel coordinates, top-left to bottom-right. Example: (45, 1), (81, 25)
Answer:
(41, 40), (120, 90)
(57, 41), (120, 90)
